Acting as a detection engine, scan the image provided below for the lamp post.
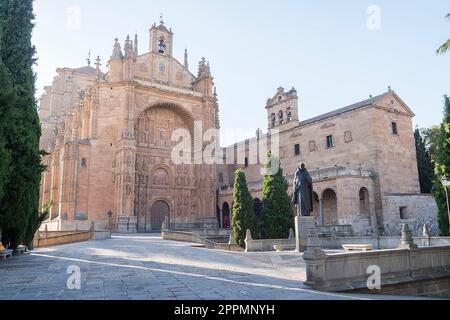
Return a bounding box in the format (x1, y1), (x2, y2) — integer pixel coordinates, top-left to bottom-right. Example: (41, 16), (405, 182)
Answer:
(441, 177), (450, 233)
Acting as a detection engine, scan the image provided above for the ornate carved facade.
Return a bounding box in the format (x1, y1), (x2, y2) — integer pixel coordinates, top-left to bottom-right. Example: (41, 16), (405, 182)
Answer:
(39, 19), (219, 232)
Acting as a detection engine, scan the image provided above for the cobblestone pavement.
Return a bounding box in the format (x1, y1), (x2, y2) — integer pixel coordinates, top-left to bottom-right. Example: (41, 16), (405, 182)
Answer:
(0, 234), (421, 300)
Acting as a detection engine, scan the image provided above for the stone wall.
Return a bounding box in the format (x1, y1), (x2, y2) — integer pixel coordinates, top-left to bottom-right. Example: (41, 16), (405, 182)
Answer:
(382, 194), (439, 236)
(162, 230), (243, 252)
(303, 245), (450, 298)
(316, 235), (450, 250)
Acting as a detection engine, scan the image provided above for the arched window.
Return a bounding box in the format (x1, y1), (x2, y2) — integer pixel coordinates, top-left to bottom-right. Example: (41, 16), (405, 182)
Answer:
(158, 38), (167, 54)
(271, 113), (276, 128)
(287, 108), (293, 122)
(279, 111), (284, 125)
(359, 187), (370, 220)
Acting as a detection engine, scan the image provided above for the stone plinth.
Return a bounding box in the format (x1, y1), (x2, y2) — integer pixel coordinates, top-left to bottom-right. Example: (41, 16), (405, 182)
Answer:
(295, 216), (316, 252)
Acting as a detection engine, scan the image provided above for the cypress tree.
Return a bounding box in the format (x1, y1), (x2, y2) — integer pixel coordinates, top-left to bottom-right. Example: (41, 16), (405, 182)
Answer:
(432, 95), (450, 236)
(260, 152), (295, 239)
(0, 0), (43, 249)
(231, 169), (258, 248)
(414, 128), (434, 194)
(0, 27), (14, 229)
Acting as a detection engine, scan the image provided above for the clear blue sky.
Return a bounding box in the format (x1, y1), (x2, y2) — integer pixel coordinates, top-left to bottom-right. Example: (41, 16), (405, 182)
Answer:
(33, 0), (449, 143)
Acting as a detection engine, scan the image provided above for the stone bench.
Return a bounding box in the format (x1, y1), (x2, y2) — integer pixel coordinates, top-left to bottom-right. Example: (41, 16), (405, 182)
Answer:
(342, 244), (373, 252)
(274, 244), (296, 252)
(0, 249), (13, 260)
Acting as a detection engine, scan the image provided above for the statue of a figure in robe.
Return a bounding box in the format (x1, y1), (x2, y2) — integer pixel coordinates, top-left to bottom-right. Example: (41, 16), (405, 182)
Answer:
(293, 163), (313, 217)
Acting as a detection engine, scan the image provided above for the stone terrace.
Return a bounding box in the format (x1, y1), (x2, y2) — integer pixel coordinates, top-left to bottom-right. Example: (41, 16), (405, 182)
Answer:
(0, 235), (430, 300)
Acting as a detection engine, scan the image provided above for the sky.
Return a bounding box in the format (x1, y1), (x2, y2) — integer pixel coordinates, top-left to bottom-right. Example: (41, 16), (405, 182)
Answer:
(32, 0), (450, 143)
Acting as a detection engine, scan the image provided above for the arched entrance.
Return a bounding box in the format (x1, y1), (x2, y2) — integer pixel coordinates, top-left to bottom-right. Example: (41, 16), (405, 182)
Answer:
(150, 200), (170, 231)
(216, 206), (221, 228)
(222, 202), (231, 229)
(359, 187), (370, 222)
(311, 192), (320, 219)
(323, 189), (338, 225)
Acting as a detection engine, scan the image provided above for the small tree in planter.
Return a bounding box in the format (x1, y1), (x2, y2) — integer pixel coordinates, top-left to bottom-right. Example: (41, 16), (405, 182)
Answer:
(231, 169), (258, 248)
(260, 152), (295, 239)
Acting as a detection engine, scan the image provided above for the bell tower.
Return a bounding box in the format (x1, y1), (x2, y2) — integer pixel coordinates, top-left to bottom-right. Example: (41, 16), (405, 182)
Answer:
(266, 87), (299, 130)
(149, 15), (174, 56)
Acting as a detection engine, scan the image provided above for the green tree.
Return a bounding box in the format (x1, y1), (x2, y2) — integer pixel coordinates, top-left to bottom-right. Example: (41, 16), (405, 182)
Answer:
(421, 125), (441, 163)
(231, 169), (258, 248)
(432, 95), (450, 236)
(436, 13), (450, 55)
(260, 152), (295, 239)
(0, 0), (43, 249)
(24, 201), (51, 250)
(414, 128), (435, 193)
(0, 54), (15, 240)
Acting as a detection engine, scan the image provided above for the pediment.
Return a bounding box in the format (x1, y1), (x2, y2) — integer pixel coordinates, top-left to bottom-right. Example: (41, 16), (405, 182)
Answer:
(375, 92), (415, 117)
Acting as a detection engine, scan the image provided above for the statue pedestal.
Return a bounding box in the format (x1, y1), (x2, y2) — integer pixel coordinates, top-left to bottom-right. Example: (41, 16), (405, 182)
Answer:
(295, 216), (316, 252)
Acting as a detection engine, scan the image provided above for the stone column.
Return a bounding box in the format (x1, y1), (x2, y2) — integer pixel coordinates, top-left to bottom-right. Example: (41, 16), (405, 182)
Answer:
(219, 209), (223, 229)
(319, 197), (325, 226)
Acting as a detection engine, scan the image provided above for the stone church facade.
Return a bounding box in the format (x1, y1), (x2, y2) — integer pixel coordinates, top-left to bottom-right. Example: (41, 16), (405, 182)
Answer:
(38, 19), (438, 236)
(39, 20), (219, 233)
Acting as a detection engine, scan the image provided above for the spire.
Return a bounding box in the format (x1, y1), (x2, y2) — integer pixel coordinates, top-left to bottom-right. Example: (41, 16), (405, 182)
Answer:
(197, 57), (211, 79)
(95, 56), (102, 80)
(184, 47), (189, 69)
(159, 13), (164, 25)
(124, 35), (133, 59)
(111, 38), (123, 60)
(87, 50), (91, 66)
(95, 56), (101, 72)
(134, 34), (139, 58)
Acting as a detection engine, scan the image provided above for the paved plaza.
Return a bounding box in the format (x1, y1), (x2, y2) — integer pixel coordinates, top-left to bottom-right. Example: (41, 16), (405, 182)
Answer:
(0, 234), (421, 300)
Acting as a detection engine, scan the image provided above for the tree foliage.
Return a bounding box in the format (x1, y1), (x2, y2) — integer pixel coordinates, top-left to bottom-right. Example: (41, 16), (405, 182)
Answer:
(231, 169), (258, 248)
(436, 13), (450, 55)
(414, 128), (435, 194)
(260, 152), (295, 239)
(432, 95), (450, 236)
(0, 0), (43, 249)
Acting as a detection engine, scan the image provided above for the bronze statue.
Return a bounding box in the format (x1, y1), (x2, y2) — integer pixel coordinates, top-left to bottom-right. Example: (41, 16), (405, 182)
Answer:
(293, 163), (313, 216)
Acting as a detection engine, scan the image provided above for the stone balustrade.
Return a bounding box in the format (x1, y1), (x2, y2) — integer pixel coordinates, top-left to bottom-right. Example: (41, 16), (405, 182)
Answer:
(303, 227), (450, 298)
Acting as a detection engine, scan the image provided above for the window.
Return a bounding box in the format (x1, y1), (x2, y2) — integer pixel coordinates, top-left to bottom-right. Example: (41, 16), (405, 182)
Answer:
(294, 144), (301, 156)
(158, 38), (166, 54)
(81, 158), (87, 168)
(326, 135), (334, 149)
(400, 207), (408, 220)
(392, 122), (398, 135)
(245, 158), (249, 168)
(287, 108), (293, 122)
(271, 113), (276, 128)
(279, 111), (284, 125)
(219, 173), (224, 183)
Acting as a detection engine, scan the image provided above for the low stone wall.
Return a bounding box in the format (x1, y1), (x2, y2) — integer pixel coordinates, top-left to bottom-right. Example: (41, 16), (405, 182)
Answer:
(162, 230), (242, 252)
(304, 245), (450, 298)
(244, 229), (296, 252)
(245, 238), (295, 252)
(317, 236), (450, 250)
(34, 231), (92, 248)
(33, 230), (111, 248)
